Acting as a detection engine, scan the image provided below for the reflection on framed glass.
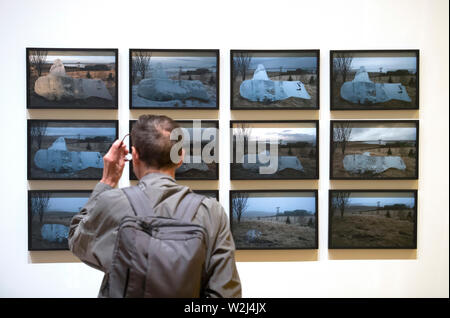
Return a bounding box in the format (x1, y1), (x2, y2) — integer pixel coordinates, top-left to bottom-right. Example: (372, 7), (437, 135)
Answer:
(129, 49), (219, 109)
(129, 120), (219, 180)
(27, 120), (118, 180)
(26, 48), (118, 109)
(330, 120), (419, 180)
(330, 50), (419, 110)
(230, 190), (318, 250)
(231, 50), (319, 110)
(28, 190), (90, 250)
(230, 120), (319, 180)
(329, 190), (418, 249)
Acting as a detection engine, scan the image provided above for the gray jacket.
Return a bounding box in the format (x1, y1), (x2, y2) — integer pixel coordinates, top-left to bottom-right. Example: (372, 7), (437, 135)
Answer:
(68, 172), (241, 298)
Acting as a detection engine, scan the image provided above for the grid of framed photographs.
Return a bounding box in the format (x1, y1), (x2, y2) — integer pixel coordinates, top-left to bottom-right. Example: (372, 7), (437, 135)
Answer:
(26, 48), (420, 252)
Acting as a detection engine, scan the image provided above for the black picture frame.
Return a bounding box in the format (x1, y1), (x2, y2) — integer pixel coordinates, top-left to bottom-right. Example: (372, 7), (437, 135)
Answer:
(229, 190), (319, 250)
(328, 189), (418, 249)
(330, 120), (419, 180)
(27, 119), (118, 180)
(230, 120), (319, 180)
(28, 190), (91, 251)
(129, 120), (219, 180)
(330, 49), (419, 110)
(129, 49), (220, 109)
(26, 48), (119, 109)
(194, 190), (219, 201)
(230, 49), (320, 110)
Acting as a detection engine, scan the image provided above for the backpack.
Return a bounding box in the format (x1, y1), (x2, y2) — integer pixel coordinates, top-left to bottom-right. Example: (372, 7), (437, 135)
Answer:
(107, 184), (208, 298)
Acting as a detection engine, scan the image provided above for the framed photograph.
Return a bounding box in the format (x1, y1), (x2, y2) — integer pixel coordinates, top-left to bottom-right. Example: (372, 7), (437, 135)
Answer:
(230, 190), (318, 250)
(28, 190), (91, 250)
(230, 50), (319, 110)
(26, 48), (118, 109)
(28, 120), (118, 180)
(129, 120), (219, 180)
(329, 190), (418, 249)
(330, 50), (419, 110)
(230, 120), (319, 180)
(194, 190), (219, 201)
(330, 120), (419, 180)
(129, 49), (219, 109)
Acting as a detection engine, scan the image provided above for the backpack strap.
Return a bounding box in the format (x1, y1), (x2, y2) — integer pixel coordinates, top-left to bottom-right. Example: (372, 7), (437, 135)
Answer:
(122, 185), (154, 217)
(175, 192), (204, 222)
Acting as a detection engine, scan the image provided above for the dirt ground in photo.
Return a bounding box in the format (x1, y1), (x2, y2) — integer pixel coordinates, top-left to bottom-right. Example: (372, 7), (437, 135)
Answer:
(232, 219), (316, 249)
(330, 214), (415, 248)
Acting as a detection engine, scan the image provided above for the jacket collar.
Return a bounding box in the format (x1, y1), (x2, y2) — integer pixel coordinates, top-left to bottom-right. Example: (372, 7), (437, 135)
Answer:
(139, 172), (177, 187)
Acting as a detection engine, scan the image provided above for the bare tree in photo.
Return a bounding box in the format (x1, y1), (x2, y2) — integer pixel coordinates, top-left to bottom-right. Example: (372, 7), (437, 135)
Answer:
(235, 123), (252, 155)
(332, 192), (350, 218)
(333, 53), (353, 82)
(133, 51), (152, 82)
(29, 50), (48, 77)
(32, 192), (50, 224)
(232, 61), (239, 82)
(131, 58), (140, 85)
(234, 53), (252, 81)
(334, 123), (352, 155)
(232, 193), (249, 223)
(30, 121), (48, 149)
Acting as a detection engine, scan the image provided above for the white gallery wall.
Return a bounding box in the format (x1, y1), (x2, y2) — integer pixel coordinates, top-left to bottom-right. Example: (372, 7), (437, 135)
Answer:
(0, 0), (448, 297)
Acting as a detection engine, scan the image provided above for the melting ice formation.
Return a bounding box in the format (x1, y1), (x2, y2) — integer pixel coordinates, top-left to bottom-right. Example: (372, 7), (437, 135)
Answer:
(34, 59), (113, 101)
(240, 151), (304, 173)
(41, 224), (69, 243)
(340, 66), (411, 105)
(137, 63), (210, 102)
(176, 155), (209, 173)
(343, 152), (406, 174)
(34, 137), (103, 173)
(239, 64), (311, 102)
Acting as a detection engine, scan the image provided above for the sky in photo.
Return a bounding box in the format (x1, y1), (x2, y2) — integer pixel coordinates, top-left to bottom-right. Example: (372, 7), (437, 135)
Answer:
(235, 57), (317, 72)
(41, 196), (90, 213)
(44, 127), (116, 139)
(347, 195), (415, 208)
(347, 57), (417, 72)
(334, 127), (417, 141)
(146, 56), (217, 72)
(242, 194), (316, 214)
(44, 55), (115, 64)
(179, 127), (218, 143)
(234, 128), (316, 143)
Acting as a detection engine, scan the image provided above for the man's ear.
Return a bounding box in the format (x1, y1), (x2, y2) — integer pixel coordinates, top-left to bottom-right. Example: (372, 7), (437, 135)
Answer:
(176, 148), (185, 169)
(132, 146), (140, 163)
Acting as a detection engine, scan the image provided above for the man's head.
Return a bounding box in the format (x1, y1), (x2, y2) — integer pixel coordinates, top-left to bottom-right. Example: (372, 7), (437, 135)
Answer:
(131, 115), (183, 179)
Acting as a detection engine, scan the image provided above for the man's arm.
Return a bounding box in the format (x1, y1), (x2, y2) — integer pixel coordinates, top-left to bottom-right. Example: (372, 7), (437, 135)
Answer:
(68, 139), (129, 272)
(203, 206), (242, 298)
(68, 182), (113, 271)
